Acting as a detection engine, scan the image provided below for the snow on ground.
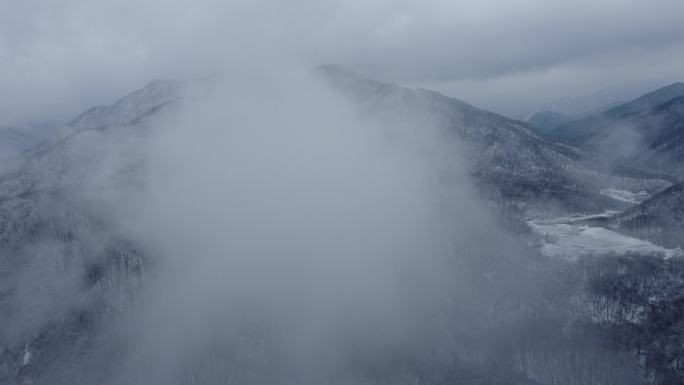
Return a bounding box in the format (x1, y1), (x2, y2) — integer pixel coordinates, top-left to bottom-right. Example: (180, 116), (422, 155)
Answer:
(600, 188), (649, 204)
(528, 216), (683, 261)
(539, 210), (619, 224)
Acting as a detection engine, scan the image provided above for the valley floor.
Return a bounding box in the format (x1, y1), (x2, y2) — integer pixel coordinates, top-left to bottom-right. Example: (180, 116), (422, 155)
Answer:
(528, 189), (684, 260)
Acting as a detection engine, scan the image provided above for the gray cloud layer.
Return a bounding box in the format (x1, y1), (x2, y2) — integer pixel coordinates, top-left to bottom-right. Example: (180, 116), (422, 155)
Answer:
(1, 0), (683, 124)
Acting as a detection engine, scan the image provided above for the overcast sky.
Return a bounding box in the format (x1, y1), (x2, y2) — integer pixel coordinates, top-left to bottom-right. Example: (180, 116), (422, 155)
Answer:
(1, 0), (683, 125)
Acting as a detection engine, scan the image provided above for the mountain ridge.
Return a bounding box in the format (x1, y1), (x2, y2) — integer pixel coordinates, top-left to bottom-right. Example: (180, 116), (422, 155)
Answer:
(548, 82), (684, 179)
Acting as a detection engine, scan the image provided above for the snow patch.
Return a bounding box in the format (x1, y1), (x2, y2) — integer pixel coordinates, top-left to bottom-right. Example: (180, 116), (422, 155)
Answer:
(600, 188), (649, 204)
(22, 347), (31, 366)
(529, 218), (683, 261)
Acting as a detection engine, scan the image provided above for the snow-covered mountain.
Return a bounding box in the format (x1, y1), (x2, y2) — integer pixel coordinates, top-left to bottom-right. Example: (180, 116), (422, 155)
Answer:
(0, 80), (179, 385)
(68, 79), (184, 130)
(318, 65), (663, 214)
(1, 69), (682, 385)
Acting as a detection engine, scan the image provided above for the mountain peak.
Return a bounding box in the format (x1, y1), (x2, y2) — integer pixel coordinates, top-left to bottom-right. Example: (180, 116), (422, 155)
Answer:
(68, 79), (185, 130)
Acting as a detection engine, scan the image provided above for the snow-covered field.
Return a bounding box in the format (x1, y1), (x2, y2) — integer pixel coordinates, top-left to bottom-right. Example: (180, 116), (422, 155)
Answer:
(600, 188), (649, 204)
(528, 213), (683, 260)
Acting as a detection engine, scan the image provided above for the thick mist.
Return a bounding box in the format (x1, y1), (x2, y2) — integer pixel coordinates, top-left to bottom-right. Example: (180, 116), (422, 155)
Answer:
(65, 66), (504, 384)
(3, 1), (681, 383)
(0, 65), (646, 384)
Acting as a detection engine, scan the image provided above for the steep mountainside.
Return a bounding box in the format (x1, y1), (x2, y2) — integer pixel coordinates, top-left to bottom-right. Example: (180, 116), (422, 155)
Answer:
(0, 77), (204, 385)
(0, 115), (151, 385)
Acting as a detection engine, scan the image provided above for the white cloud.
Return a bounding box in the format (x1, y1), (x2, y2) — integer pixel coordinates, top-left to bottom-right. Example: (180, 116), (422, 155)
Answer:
(1, 0), (683, 124)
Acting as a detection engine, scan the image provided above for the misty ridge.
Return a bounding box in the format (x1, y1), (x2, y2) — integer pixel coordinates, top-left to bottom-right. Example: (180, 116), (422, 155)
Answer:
(2, 1), (684, 385)
(1, 64), (539, 385)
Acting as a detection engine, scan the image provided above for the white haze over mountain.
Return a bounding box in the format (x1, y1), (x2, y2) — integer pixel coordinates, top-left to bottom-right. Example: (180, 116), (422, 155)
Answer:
(0, 61), (524, 383)
(92, 67), (521, 384)
(2, 0), (684, 124)
(108, 67), (470, 384)
(0, 1), (680, 383)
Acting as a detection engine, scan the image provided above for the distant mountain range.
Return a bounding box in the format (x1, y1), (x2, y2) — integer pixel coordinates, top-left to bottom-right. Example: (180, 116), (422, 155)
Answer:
(545, 82), (684, 179)
(526, 110), (572, 133)
(526, 80), (670, 123)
